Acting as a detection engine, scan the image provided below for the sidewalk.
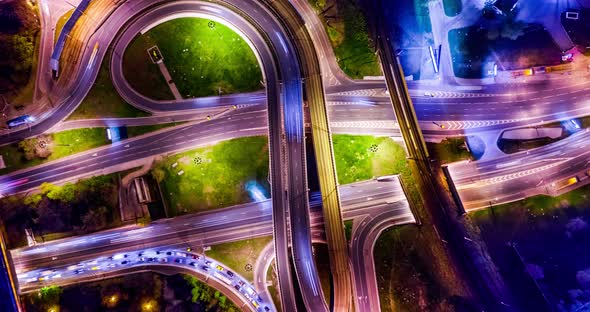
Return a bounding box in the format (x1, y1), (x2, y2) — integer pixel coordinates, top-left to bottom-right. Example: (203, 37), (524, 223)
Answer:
(157, 62), (183, 100)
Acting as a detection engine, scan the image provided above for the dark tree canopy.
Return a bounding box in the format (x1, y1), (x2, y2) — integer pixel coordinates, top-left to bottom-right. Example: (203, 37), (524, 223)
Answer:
(0, 0), (39, 94)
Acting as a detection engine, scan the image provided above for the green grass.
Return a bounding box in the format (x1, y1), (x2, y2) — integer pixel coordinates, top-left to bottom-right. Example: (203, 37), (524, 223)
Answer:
(473, 185), (590, 222)
(54, 9), (74, 45)
(332, 134), (407, 185)
(67, 48), (150, 120)
(123, 17), (263, 100)
(310, 0), (381, 79)
(0, 124), (180, 175)
(266, 263), (282, 312)
(375, 225), (461, 311)
(206, 236), (272, 282)
(344, 219), (353, 242)
(427, 138), (473, 164)
(154, 136), (270, 216)
(442, 0), (462, 16)
(50, 128), (109, 159)
(9, 28), (40, 106)
(0, 128), (108, 175)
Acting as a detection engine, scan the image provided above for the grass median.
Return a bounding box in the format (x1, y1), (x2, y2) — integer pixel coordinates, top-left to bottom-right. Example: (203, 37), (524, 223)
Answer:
(427, 138), (473, 164)
(0, 123), (181, 175)
(152, 136), (270, 216)
(309, 0), (381, 79)
(332, 134), (407, 185)
(123, 17), (263, 100)
(206, 236), (272, 282)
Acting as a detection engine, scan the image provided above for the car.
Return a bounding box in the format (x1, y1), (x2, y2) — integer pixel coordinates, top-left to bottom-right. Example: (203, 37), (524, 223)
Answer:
(121, 260), (129, 265)
(174, 258), (184, 264)
(166, 251), (172, 256)
(238, 280), (245, 287)
(107, 263), (116, 268)
(156, 251), (162, 255)
(74, 269), (84, 274)
(189, 262), (196, 267)
(205, 260), (213, 267)
(226, 270), (234, 277)
(25, 277), (37, 283)
(215, 265), (224, 271)
(251, 300), (259, 308)
(191, 255), (200, 260)
(201, 266), (210, 271)
(264, 307), (270, 311)
(147, 257), (156, 262)
(138, 252), (144, 257)
(138, 257), (146, 262)
(175, 252), (187, 257)
(160, 258), (168, 263)
(234, 284), (241, 291)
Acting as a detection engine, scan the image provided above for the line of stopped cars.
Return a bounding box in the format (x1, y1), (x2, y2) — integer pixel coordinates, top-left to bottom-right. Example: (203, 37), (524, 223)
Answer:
(17, 248), (273, 311)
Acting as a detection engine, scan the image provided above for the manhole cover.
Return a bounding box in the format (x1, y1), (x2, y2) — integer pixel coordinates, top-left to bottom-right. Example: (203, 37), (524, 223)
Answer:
(369, 144), (378, 153)
(208, 21), (216, 29)
(245, 264), (252, 271)
(194, 157), (202, 165)
(38, 141), (47, 148)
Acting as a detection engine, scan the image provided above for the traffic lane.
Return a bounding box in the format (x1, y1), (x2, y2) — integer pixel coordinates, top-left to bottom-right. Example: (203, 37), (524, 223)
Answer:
(19, 251), (266, 312)
(252, 241), (277, 311)
(325, 73), (590, 99)
(0, 106), (268, 192)
(350, 207), (415, 312)
(48, 107), (230, 132)
(448, 130), (590, 183)
(13, 195), (400, 278)
(458, 154), (590, 210)
(13, 179), (406, 271)
(110, 2), (271, 113)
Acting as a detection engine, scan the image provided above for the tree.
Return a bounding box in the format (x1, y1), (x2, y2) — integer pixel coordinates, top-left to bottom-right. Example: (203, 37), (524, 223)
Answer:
(17, 135), (53, 161)
(151, 167), (166, 183)
(81, 206), (108, 230)
(0, 0), (39, 93)
(28, 286), (62, 311)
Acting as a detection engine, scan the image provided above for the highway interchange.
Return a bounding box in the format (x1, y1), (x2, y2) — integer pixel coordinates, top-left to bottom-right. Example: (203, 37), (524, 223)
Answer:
(3, 0), (590, 311)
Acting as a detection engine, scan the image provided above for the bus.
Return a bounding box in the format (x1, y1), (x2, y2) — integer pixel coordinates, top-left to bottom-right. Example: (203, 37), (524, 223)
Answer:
(213, 271), (232, 285)
(7, 115), (34, 128)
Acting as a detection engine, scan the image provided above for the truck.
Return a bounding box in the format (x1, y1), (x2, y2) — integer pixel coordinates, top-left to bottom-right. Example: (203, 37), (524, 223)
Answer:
(553, 176), (578, 190)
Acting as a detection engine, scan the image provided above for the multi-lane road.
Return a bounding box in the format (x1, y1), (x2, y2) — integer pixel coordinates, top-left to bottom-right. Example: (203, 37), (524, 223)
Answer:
(5, 0), (590, 311)
(12, 179), (414, 303)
